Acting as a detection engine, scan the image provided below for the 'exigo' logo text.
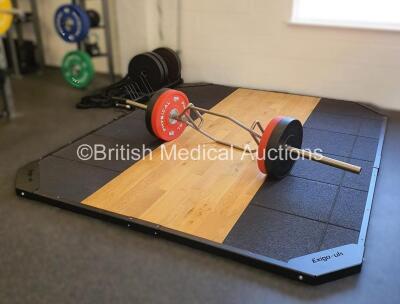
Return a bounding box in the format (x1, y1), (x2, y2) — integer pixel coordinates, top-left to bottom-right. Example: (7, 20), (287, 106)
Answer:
(312, 251), (343, 263)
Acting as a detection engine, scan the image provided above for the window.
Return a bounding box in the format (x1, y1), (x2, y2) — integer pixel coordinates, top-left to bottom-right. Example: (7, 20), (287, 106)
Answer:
(291, 0), (400, 31)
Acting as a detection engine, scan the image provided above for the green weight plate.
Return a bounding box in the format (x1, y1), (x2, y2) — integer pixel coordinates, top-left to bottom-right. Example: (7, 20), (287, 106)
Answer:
(61, 50), (94, 89)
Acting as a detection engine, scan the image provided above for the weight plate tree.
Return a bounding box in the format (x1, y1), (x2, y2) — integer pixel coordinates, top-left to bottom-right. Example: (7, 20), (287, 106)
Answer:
(61, 50), (94, 89)
(54, 4), (90, 43)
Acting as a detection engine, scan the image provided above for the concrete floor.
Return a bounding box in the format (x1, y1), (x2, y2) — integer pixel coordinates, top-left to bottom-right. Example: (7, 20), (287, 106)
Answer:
(1, 69), (400, 303)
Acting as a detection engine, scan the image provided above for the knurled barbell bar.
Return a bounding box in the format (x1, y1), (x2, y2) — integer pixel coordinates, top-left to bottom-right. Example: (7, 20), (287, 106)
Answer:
(114, 88), (361, 179)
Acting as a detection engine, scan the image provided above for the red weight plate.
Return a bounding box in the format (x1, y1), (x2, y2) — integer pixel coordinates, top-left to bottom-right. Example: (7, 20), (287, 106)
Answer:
(151, 89), (190, 141)
(257, 116), (284, 174)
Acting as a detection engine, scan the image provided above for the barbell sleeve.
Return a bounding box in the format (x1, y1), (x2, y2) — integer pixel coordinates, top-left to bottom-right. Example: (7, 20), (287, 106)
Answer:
(286, 146), (361, 174)
(125, 99), (147, 110)
(112, 97), (147, 110)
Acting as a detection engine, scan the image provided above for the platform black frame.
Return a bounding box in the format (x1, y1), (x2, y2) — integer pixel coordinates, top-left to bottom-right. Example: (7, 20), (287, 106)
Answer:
(15, 107), (387, 285)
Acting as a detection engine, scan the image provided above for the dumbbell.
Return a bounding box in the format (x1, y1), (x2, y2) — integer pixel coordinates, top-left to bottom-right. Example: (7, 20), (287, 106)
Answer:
(114, 88), (361, 179)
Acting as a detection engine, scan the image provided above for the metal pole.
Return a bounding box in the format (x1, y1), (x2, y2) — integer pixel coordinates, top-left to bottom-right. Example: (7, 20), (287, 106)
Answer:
(3, 76), (16, 119)
(30, 0), (45, 70)
(0, 36), (16, 119)
(102, 0), (115, 82)
(12, 0), (23, 46)
(75, 0), (85, 51)
(6, 26), (21, 77)
(286, 146), (362, 174)
(124, 98), (147, 110)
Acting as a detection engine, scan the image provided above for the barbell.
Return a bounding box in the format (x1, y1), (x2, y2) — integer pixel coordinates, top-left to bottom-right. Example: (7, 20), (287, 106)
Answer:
(114, 88), (361, 179)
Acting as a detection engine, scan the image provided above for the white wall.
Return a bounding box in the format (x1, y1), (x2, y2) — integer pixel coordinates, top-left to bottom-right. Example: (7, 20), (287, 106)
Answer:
(21, 0), (400, 110)
(117, 0), (400, 110)
(114, 0), (179, 75)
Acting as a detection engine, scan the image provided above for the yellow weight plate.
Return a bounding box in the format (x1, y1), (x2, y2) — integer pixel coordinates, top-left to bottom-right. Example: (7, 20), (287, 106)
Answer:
(0, 0), (13, 36)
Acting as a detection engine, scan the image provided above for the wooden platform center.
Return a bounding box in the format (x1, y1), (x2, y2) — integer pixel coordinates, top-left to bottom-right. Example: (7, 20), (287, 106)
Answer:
(82, 89), (319, 243)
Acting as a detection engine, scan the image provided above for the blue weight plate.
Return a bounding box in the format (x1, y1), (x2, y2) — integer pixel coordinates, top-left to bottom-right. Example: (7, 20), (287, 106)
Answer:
(54, 4), (90, 43)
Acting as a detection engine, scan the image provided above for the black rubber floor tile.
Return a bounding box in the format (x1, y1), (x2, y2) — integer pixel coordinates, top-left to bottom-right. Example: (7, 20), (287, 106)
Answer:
(224, 205), (326, 262)
(358, 118), (384, 139)
(36, 156), (118, 203)
(329, 187), (368, 231)
(342, 159), (373, 191)
(95, 111), (162, 145)
(290, 153), (346, 185)
(304, 113), (361, 135)
(302, 128), (356, 157)
(351, 136), (379, 162)
(319, 225), (359, 251)
(178, 84), (237, 109)
(315, 99), (383, 119)
(54, 134), (153, 172)
(254, 176), (338, 222)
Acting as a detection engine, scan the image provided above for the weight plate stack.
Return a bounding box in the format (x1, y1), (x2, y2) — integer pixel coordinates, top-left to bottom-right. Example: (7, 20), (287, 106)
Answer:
(61, 50), (94, 89)
(128, 52), (166, 92)
(153, 47), (181, 83)
(54, 4), (90, 43)
(149, 51), (169, 85)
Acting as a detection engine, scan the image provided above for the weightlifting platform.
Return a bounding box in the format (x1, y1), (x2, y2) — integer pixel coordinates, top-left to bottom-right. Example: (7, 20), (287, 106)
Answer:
(15, 84), (386, 284)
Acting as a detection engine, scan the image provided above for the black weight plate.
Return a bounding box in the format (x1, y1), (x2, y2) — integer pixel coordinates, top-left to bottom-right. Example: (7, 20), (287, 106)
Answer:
(86, 9), (100, 27)
(128, 53), (165, 91)
(144, 52), (166, 86)
(265, 117), (303, 179)
(153, 47), (181, 83)
(148, 51), (169, 85)
(145, 88), (170, 136)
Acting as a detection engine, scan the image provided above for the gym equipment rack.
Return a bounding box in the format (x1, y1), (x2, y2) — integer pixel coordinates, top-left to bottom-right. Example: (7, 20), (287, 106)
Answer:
(71, 0), (115, 83)
(6, 0), (45, 77)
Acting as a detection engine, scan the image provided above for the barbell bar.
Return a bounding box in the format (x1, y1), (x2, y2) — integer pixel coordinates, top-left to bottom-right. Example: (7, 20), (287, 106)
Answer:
(113, 89), (361, 178)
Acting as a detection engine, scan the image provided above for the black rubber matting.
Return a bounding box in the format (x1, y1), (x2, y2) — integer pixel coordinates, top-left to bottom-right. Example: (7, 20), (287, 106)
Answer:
(224, 97), (384, 262)
(15, 85), (387, 284)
